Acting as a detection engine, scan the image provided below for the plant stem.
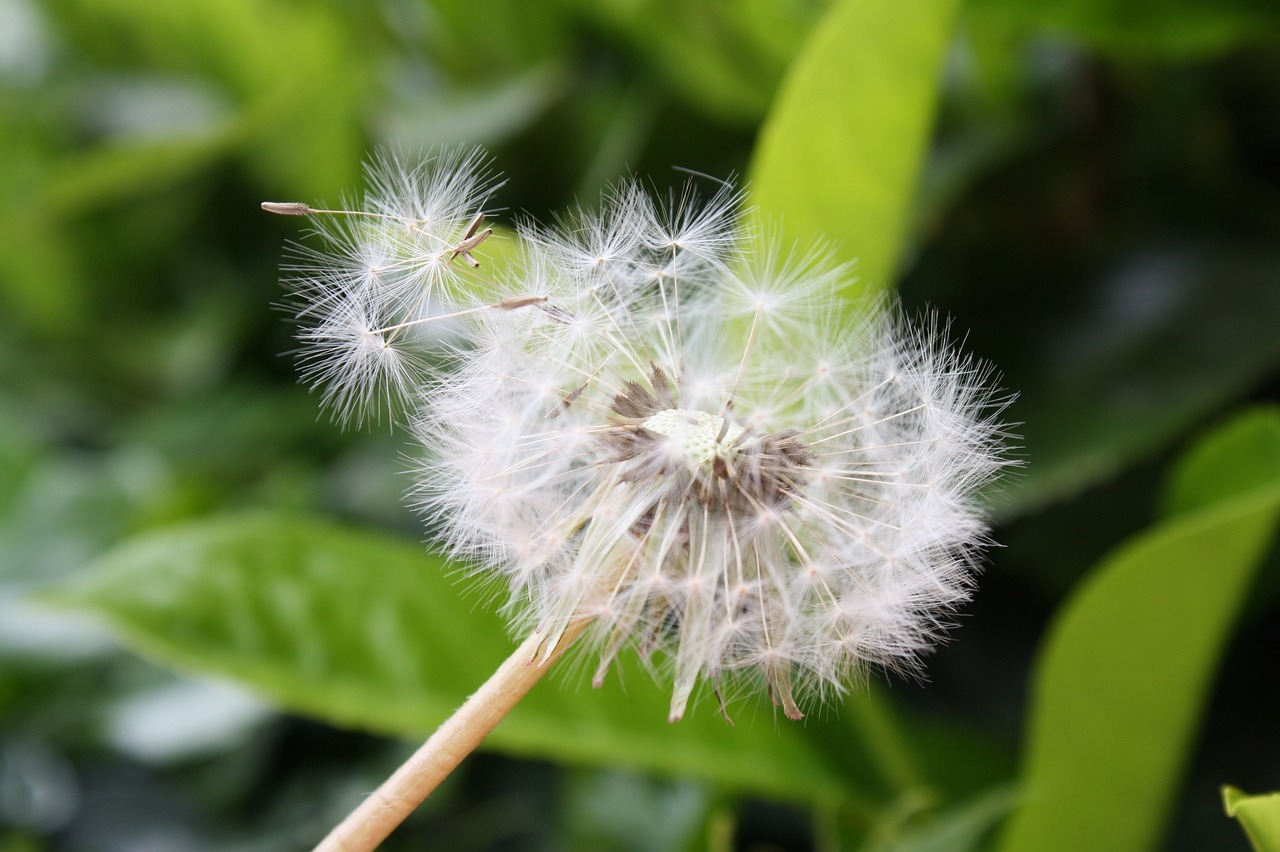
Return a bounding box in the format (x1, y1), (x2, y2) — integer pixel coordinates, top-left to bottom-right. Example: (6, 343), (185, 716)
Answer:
(313, 621), (589, 852)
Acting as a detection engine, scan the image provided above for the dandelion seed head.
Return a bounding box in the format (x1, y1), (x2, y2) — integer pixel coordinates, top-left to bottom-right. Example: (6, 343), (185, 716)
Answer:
(405, 176), (1012, 722)
(273, 154), (1013, 722)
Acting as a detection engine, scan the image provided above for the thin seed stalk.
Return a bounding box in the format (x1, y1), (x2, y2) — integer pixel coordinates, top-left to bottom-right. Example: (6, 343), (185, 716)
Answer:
(313, 619), (590, 852)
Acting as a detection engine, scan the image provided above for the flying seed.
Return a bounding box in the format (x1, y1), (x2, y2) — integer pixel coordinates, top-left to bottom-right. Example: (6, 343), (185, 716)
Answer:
(261, 201), (313, 216)
(449, 212), (492, 267)
(496, 295), (548, 310)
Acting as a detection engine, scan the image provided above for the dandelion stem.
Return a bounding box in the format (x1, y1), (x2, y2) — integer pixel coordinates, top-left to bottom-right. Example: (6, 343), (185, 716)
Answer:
(313, 619), (590, 852)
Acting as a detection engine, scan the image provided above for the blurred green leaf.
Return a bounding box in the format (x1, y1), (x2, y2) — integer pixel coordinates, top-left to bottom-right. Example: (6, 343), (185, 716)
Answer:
(48, 515), (885, 810)
(0, 401), (42, 519)
(998, 406), (1280, 852)
(0, 113), (82, 333)
(587, 0), (822, 124)
(0, 217), (83, 334)
(419, 0), (576, 73)
(1223, 786), (1280, 852)
(969, 0), (1279, 56)
(863, 785), (1018, 852)
(38, 138), (232, 222)
(995, 252), (1280, 517)
(749, 0), (958, 298)
(1162, 407), (1280, 518)
(561, 768), (712, 852)
(49, 0), (368, 197)
(379, 64), (568, 150)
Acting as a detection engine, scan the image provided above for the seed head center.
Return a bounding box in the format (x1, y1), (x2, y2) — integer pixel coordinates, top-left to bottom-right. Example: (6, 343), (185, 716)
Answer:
(641, 408), (744, 471)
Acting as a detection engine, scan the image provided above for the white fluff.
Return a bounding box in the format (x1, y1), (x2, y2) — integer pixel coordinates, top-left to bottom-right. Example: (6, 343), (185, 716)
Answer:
(282, 148), (500, 425)
(283, 151), (1012, 722)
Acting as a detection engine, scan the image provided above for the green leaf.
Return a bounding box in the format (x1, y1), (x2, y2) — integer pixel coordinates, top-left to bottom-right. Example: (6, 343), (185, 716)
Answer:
(995, 252), (1280, 518)
(1162, 408), (1280, 518)
(47, 515), (884, 810)
(998, 406), (1280, 852)
(51, 0), (368, 198)
(39, 138), (234, 221)
(0, 215), (83, 335)
(587, 0), (822, 124)
(748, 0), (959, 298)
(968, 0), (1280, 57)
(1223, 786), (1280, 852)
(561, 768), (713, 852)
(864, 786), (1019, 852)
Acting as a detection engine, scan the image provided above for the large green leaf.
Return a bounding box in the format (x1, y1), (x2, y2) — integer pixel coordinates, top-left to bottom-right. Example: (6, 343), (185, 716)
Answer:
(748, 0), (958, 298)
(47, 516), (888, 811)
(998, 407), (1280, 852)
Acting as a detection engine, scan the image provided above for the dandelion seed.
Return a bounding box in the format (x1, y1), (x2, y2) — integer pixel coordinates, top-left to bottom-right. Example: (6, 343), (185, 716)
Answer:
(274, 148), (503, 426)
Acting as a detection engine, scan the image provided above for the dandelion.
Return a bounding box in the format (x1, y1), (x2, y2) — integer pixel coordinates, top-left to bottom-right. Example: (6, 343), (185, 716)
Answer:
(416, 183), (1010, 723)
(266, 153), (1012, 852)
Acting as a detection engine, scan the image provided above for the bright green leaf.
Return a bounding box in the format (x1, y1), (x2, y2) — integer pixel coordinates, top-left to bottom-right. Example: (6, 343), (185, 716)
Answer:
(1162, 408), (1280, 518)
(1223, 786), (1280, 852)
(998, 406), (1280, 852)
(46, 515), (884, 810)
(749, 0), (959, 298)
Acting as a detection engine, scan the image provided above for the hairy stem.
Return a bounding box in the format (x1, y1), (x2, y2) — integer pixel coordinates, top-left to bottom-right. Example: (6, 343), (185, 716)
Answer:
(313, 621), (589, 852)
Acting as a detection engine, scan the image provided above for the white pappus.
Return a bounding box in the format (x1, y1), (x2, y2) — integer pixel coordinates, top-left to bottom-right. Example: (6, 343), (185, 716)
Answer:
(273, 151), (1013, 723)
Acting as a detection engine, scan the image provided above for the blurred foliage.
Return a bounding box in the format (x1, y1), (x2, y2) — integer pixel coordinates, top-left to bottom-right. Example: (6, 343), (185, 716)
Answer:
(999, 408), (1280, 852)
(3, 0), (1279, 849)
(47, 516), (889, 810)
